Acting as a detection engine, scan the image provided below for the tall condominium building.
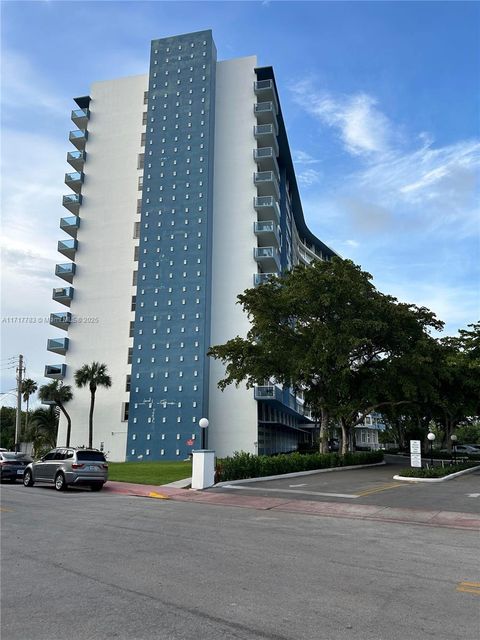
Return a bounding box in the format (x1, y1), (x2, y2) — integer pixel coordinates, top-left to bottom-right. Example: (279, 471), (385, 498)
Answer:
(46, 29), (336, 462)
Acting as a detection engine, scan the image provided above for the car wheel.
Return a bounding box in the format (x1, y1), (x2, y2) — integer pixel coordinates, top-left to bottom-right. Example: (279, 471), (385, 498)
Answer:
(90, 483), (103, 492)
(23, 470), (34, 487)
(54, 472), (67, 491)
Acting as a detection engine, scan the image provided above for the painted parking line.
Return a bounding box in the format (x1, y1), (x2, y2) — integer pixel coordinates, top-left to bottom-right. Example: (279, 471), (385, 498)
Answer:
(456, 581), (480, 596)
(0, 507), (11, 512)
(222, 485), (359, 499)
(355, 482), (408, 497)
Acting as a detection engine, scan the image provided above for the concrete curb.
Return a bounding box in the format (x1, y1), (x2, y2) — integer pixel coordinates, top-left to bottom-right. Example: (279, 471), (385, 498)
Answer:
(215, 461), (386, 487)
(162, 477), (192, 489)
(393, 464), (480, 483)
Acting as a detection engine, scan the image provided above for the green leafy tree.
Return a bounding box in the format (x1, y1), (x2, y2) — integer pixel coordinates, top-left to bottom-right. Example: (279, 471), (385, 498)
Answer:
(74, 362), (112, 449)
(0, 406), (26, 450)
(21, 378), (38, 436)
(26, 407), (59, 457)
(208, 258), (443, 454)
(38, 381), (73, 447)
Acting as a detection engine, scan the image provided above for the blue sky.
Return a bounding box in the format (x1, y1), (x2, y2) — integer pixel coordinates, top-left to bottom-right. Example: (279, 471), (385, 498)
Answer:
(1, 1), (479, 403)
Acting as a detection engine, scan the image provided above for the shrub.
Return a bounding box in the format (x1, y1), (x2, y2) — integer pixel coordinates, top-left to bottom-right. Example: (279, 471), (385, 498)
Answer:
(215, 450), (384, 482)
(398, 462), (479, 478)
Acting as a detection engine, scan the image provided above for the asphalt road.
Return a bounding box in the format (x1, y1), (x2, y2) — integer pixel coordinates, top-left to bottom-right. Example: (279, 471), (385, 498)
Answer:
(2, 482), (479, 640)
(212, 456), (480, 514)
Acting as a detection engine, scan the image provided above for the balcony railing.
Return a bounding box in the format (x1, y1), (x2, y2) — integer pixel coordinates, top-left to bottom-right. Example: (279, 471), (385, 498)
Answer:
(49, 312), (72, 331)
(71, 108), (89, 129)
(253, 273), (278, 287)
(254, 196), (280, 223)
(66, 150), (86, 171)
(254, 220), (280, 247)
(254, 246), (281, 272)
(69, 129), (88, 150)
(52, 286), (74, 307)
(254, 170), (280, 199)
(44, 364), (66, 380)
(57, 239), (77, 260)
(254, 385), (282, 401)
(254, 123), (279, 155)
(55, 263), (76, 283)
(62, 193), (82, 214)
(47, 338), (69, 355)
(254, 80), (278, 111)
(254, 101), (278, 125)
(60, 216), (80, 239)
(64, 171), (84, 194)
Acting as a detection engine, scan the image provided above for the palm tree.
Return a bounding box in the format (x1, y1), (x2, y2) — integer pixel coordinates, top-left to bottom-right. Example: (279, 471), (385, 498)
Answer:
(21, 378), (38, 436)
(74, 362), (112, 449)
(27, 407), (59, 457)
(38, 381), (73, 447)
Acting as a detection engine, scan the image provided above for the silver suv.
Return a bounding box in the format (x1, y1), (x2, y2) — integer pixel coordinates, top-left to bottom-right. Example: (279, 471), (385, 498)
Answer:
(23, 448), (108, 492)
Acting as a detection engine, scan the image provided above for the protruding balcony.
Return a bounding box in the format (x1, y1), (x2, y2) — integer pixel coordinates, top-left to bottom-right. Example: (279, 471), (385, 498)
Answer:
(67, 150), (86, 171)
(50, 312), (72, 331)
(254, 147), (279, 175)
(254, 80), (278, 111)
(57, 239), (77, 260)
(69, 129), (88, 150)
(254, 123), (279, 156)
(254, 220), (280, 247)
(254, 171), (280, 200)
(64, 171), (84, 194)
(254, 246), (281, 272)
(47, 338), (69, 356)
(62, 193), (82, 214)
(254, 385), (282, 401)
(60, 216), (80, 239)
(44, 364), (66, 380)
(254, 273), (278, 287)
(55, 263), (76, 284)
(52, 286), (74, 307)
(71, 108), (89, 129)
(254, 196), (280, 224)
(254, 101), (278, 125)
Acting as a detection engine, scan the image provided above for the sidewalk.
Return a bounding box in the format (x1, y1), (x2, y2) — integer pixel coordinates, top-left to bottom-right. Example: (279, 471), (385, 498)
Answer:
(104, 481), (480, 531)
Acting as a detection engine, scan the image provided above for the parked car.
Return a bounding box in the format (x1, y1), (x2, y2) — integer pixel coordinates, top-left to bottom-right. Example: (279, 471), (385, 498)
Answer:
(454, 444), (480, 455)
(0, 452), (33, 483)
(23, 448), (108, 491)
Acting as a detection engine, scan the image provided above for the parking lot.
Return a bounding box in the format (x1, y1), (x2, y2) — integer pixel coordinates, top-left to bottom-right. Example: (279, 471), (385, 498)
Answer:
(211, 455), (480, 515)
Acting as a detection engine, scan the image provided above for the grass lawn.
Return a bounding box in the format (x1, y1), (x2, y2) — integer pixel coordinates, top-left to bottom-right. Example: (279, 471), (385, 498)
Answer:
(108, 461), (192, 485)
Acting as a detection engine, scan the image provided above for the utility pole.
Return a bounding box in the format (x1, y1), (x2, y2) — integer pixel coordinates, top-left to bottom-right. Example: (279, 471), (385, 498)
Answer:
(15, 354), (24, 453)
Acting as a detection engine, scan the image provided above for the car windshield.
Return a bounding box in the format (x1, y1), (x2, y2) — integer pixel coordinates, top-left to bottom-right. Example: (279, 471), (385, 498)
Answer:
(2, 453), (28, 461)
(77, 451), (106, 462)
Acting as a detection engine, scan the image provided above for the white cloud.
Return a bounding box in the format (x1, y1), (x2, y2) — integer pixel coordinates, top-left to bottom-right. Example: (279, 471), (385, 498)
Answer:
(297, 168), (322, 187)
(1, 49), (69, 116)
(292, 150), (319, 165)
(291, 80), (391, 156)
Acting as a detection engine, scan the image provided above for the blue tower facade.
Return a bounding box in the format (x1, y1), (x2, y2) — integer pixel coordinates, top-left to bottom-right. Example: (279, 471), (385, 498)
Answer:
(127, 31), (217, 460)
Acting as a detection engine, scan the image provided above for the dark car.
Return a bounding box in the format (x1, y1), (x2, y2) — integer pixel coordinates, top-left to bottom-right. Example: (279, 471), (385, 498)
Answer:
(23, 448), (108, 491)
(0, 452), (33, 483)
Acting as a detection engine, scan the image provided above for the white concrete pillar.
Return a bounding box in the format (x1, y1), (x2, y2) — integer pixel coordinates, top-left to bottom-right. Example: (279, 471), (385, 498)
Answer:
(191, 450), (215, 489)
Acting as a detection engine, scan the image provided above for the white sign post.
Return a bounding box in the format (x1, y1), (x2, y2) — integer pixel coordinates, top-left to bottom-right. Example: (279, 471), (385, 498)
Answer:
(410, 440), (422, 468)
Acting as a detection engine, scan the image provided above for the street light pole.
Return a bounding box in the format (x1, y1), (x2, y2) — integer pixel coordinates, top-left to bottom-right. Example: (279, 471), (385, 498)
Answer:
(427, 432), (435, 467)
(15, 354), (24, 453)
(198, 417), (209, 449)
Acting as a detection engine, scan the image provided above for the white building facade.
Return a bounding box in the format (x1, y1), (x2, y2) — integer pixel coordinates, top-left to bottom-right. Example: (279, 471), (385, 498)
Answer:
(46, 30), (336, 461)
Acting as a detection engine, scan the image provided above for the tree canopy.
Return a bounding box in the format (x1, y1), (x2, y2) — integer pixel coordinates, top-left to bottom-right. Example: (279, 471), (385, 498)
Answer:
(208, 258), (445, 453)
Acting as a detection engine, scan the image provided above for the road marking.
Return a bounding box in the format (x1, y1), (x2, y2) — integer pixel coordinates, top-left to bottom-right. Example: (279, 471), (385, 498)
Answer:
(355, 482), (406, 497)
(148, 492), (169, 499)
(0, 507), (11, 512)
(467, 493), (480, 498)
(456, 581), (480, 595)
(289, 483), (307, 488)
(222, 485), (359, 499)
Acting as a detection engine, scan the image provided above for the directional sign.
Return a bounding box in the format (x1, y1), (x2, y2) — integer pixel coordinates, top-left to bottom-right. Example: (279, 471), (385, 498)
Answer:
(410, 453), (422, 468)
(410, 440), (421, 454)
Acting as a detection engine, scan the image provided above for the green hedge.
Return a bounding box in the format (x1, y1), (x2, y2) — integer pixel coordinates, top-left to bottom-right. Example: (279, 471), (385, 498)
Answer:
(398, 462), (479, 478)
(215, 450), (384, 482)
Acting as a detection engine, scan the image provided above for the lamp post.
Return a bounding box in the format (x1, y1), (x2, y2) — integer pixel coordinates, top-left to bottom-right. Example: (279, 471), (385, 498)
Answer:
(427, 432), (435, 467)
(198, 417), (209, 449)
(451, 434), (457, 465)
